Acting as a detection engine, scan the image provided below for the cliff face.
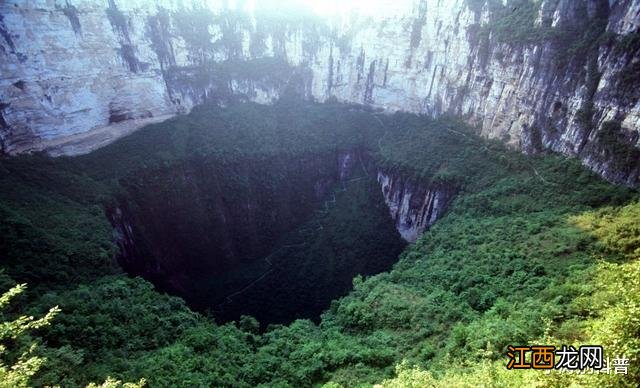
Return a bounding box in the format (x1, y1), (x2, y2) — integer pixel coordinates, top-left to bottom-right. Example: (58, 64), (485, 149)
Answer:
(1, 0), (639, 185)
(377, 170), (456, 242)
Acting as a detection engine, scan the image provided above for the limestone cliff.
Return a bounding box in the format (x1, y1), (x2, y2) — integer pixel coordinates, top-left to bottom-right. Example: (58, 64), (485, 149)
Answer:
(377, 170), (456, 242)
(1, 0), (638, 185)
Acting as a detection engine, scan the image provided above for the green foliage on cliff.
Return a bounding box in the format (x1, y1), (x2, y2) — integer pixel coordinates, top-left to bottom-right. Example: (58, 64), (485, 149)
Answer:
(164, 57), (299, 104)
(80, 100), (382, 181)
(172, 6), (217, 63)
(0, 101), (638, 387)
(0, 155), (117, 289)
(481, 0), (548, 45)
(252, 4), (329, 59)
(326, 125), (637, 386)
(469, 0), (589, 52)
(374, 113), (507, 186)
(593, 120), (640, 174)
(472, 0), (611, 71)
(610, 31), (640, 101)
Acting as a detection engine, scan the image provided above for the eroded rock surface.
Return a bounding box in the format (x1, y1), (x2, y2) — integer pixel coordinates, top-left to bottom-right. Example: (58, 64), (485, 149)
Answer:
(1, 0), (638, 185)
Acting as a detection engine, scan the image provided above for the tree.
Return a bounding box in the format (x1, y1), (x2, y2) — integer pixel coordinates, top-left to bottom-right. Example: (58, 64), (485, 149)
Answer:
(86, 377), (146, 388)
(0, 283), (59, 388)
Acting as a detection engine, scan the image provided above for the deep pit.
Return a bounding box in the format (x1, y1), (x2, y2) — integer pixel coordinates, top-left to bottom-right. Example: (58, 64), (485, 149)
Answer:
(3, 98), (638, 387)
(108, 148), (406, 324)
(84, 100), (414, 325)
(3, 1), (640, 385)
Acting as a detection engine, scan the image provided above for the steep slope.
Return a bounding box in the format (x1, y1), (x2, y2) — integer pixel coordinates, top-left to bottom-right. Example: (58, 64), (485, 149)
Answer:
(75, 100), (408, 320)
(1, 101), (638, 386)
(1, 0), (639, 186)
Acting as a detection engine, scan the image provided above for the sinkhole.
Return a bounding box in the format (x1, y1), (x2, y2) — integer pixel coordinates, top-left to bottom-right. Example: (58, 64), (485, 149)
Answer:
(99, 102), (409, 326)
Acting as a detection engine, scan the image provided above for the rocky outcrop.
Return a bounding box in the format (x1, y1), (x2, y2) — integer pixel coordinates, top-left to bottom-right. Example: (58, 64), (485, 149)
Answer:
(377, 170), (456, 242)
(1, 0), (639, 185)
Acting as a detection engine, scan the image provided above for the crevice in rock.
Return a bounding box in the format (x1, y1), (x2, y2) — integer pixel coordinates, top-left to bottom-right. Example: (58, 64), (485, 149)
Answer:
(364, 60), (376, 104)
(106, 0), (140, 73)
(60, 1), (81, 35)
(146, 8), (175, 71)
(0, 102), (9, 153)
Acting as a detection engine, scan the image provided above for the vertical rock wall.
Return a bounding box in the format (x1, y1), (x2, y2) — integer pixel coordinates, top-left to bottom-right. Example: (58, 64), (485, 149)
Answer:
(0, 0), (638, 185)
(377, 170), (456, 242)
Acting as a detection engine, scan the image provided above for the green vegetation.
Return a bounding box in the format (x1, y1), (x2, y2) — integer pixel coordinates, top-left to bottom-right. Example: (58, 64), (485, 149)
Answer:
(252, 4), (329, 59)
(610, 31), (640, 101)
(0, 155), (117, 290)
(470, 0), (611, 70)
(374, 113), (505, 186)
(377, 199), (640, 387)
(592, 121), (640, 175)
(0, 101), (638, 386)
(479, 0), (548, 45)
(468, 0), (589, 53)
(172, 6), (217, 63)
(79, 99), (382, 180)
(0, 283), (59, 387)
(164, 57), (299, 102)
(214, 173), (406, 324)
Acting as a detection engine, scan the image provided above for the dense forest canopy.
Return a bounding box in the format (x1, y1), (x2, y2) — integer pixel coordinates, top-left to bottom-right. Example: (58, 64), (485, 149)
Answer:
(1, 99), (638, 386)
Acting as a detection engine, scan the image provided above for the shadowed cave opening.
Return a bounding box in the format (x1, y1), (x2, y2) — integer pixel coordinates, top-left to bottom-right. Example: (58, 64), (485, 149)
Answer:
(100, 101), (408, 326)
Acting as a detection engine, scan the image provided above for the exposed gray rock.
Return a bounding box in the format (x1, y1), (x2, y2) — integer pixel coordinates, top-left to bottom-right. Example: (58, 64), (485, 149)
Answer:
(0, 0), (638, 185)
(377, 170), (456, 242)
